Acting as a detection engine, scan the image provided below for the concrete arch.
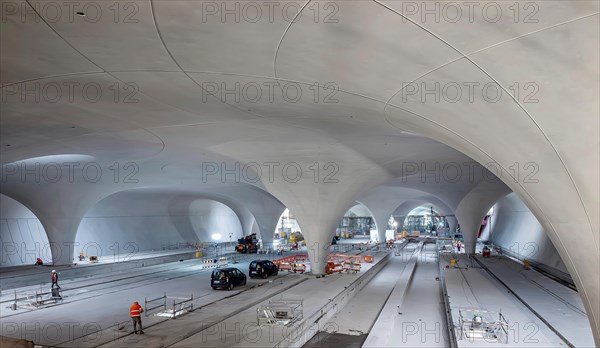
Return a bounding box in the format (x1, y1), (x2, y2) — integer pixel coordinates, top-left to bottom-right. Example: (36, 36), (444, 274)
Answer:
(2, 0), (597, 342)
(0, 193), (50, 267)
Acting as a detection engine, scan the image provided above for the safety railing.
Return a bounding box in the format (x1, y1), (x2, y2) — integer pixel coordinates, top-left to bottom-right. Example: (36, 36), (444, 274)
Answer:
(145, 292), (193, 319)
(257, 299), (303, 326)
(144, 292), (167, 317)
(9, 289), (62, 310)
(170, 294), (193, 319)
(458, 308), (508, 344)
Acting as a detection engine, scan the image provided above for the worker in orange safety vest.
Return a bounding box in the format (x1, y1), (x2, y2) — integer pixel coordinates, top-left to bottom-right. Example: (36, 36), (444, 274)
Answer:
(130, 301), (144, 334)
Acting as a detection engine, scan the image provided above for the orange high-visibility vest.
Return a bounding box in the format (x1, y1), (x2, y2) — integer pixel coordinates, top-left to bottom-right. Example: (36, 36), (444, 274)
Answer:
(52, 273), (58, 283)
(130, 303), (143, 317)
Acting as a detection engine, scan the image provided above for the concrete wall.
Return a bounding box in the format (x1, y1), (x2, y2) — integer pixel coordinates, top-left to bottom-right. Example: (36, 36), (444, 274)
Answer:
(75, 195), (244, 260)
(0, 194), (50, 267)
(486, 193), (568, 273)
(0, 191), (246, 267)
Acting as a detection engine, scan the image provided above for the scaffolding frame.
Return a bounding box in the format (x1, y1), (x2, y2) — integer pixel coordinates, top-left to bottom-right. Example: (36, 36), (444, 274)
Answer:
(458, 308), (509, 344)
(257, 299), (303, 326)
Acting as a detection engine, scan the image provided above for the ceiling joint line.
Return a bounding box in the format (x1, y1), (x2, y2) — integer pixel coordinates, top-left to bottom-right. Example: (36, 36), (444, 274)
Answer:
(22, 0), (105, 72)
(373, 0), (595, 245)
(1, 72), (104, 89)
(273, 0), (312, 80)
(470, 12), (600, 55)
(149, 0), (271, 123)
(18, 0), (172, 154)
(384, 12), (599, 109)
(382, 104), (592, 317)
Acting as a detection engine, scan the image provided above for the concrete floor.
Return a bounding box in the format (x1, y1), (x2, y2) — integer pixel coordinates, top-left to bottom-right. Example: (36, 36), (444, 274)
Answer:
(0, 239), (387, 347)
(442, 254), (567, 347)
(0, 238), (595, 348)
(363, 241), (448, 347)
(474, 255), (594, 347)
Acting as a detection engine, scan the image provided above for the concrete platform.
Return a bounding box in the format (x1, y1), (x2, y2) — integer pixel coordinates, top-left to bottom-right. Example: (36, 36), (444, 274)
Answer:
(330, 241), (412, 337)
(0, 247), (219, 291)
(441, 254), (566, 347)
(0, 240), (389, 347)
(474, 255), (594, 347)
(363, 241), (449, 347)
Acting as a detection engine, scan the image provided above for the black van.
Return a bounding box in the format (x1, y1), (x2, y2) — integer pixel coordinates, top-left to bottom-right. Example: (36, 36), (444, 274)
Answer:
(211, 268), (247, 290)
(249, 260), (278, 279)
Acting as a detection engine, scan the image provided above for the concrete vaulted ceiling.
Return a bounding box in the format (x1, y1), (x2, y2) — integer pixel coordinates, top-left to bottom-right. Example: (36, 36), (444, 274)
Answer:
(0, 0), (598, 343)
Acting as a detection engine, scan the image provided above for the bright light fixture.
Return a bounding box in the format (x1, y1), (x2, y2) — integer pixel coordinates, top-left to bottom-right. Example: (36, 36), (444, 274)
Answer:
(211, 233), (222, 241)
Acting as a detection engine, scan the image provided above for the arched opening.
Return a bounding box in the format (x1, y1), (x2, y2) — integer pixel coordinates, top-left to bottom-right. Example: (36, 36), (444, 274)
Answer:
(0, 193), (50, 267)
(481, 192), (569, 276)
(338, 203), (376, 242)
(74, 190), (245, 261)
(401, 205), (450, 237)
(273, 208), (303, 250)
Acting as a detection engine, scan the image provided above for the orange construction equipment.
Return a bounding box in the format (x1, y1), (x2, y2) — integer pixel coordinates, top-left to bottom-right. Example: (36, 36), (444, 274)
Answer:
(326, 262), (344, 274)
(328, 253), (373, 263)
(277, 262), (293, 272)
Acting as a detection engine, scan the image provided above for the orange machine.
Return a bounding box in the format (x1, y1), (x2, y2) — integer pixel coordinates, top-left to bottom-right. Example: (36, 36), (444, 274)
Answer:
(326, 262), (344, 274)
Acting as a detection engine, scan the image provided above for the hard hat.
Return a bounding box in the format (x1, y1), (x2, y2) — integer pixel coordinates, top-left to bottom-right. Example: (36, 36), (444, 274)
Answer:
(52, 270), (56, 273)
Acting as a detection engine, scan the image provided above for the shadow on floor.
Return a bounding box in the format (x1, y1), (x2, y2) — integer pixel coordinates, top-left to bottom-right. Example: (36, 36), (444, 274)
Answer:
(303, 332), (368, 348)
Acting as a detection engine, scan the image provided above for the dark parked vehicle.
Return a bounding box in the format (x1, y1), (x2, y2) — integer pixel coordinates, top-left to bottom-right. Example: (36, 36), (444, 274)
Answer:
(211, 268), (247, 290)
(249, 260), (278, 279)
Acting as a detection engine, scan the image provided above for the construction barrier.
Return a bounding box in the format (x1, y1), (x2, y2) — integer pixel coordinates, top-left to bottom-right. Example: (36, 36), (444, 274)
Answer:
(202, 257), (228, 269)
(203, 264), (226, 269)
(292, 263), (306, 274)
(364, 255), (374, 263)
(277, 262), (293, 272)
(294, 254), (309, 261)
(326, 262), (344, 274)
(343, 261), (361, 274)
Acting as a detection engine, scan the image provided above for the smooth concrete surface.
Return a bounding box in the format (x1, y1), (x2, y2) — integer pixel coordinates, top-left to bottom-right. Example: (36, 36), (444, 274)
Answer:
(442, 254), (566, 347)
(1, 253), (302, 346)
(475, 255), (594, 347)
(0, 240), (388, 347)
(0, 195), (51, 267)
(363, 242), (449, 347)
(1, 0), (598, 342)
(0, 247), (217, 291)
(166, 247), (389, 347)
(362, 242), (421, 347)
(329, 242), (410, 337)
(383, 242), (449, 347)
(485, 193), (568, 273)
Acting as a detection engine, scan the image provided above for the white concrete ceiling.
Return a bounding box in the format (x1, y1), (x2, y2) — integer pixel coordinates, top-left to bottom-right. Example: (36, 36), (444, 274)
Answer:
(1, 0), (598, 342)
